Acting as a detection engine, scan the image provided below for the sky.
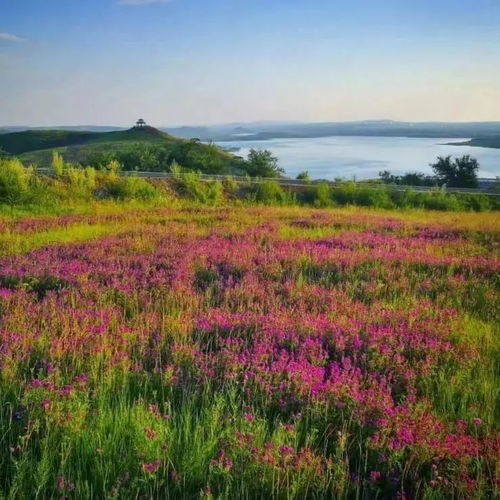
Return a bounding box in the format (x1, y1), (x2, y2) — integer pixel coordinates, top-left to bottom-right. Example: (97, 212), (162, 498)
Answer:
(1, 0), (500, 127)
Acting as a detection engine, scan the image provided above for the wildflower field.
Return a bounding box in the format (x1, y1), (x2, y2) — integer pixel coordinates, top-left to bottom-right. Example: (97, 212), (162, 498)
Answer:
(0, 205), (498, 499)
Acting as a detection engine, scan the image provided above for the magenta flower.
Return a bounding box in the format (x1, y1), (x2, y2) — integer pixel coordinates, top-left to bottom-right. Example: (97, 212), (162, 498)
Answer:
(142, 460), (162, 474)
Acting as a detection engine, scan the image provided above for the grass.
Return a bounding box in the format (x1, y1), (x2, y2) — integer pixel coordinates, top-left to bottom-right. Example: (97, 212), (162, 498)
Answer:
(0, 223), (130, 256)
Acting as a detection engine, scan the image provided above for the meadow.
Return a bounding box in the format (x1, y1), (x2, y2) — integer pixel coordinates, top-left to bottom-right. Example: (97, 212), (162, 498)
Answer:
(0, 202), (498, 499)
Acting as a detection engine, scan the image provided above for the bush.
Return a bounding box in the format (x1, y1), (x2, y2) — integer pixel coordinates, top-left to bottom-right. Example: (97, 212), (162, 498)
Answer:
(389, 188), (420, 209)
(29, 175), (61, 206)
(330, 182), (393, 208)
(312, 182), (333, 207)
(104, 175), (161, 201)
(222, 176), (239, 198)
(172, 167), (224, 205)
(353, 186), (393, 208)
(330, 182), (357, 205)
(66, 167), (97, 200)
(253, 180), (295, 205)
(83, 141), (241, 175)
(49, 153), (97, 200)
(51, 151), (65, 177)
(379, 170), (436, 187)
(458, 193), (491, 212)
(204, 180), (225, 205)
(417, 190), (462, 211)
(0, 158), (33, 207)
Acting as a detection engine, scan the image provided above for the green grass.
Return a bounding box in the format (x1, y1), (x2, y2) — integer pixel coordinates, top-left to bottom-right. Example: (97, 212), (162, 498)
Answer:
(0, 223), (130, 256)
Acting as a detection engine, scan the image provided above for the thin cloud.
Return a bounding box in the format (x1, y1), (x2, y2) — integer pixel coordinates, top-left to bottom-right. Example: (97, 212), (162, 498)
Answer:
(0, 32), (25, 42)
(119, 0), (173, 5)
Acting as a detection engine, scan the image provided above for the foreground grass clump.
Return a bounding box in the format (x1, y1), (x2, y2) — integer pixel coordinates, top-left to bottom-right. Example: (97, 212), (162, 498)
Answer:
(0, 205), (498, 499)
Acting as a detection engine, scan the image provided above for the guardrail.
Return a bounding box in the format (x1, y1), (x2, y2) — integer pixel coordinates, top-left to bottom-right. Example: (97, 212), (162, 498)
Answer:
(36, 169), (500, 196)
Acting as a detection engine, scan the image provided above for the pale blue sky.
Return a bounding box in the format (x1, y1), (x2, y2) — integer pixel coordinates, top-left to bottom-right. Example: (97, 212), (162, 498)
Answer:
(1, 0), (499, 126)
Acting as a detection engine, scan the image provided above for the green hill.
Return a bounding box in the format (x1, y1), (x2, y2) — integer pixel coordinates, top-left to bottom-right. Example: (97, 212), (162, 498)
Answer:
(0, 126), (177, 155)
(0, 126), (247, 174)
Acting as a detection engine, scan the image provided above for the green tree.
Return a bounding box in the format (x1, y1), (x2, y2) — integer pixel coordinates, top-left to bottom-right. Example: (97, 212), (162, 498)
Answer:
(246, 149), (284, 177)
(379, 170), (435, 186)
(430, 155), (479, 188)
(296, 171), (311, 181)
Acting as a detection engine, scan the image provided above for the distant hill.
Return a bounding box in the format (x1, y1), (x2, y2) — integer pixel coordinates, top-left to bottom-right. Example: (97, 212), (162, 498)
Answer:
(0, 126), (246, 174)
(5, 120), (500, 143)
(0, 125), (125, 134)
(163, 120), (500, 142)
(0, 126), (175, 155)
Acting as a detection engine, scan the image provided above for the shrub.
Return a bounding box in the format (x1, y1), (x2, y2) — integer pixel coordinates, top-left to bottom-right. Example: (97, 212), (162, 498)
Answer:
(28, 175), (61, 206)
(104, 175), (161, 201)
(312, 182), (333, 207)
(65, 167), (97, 200)
(0, 158), (33, 207)
(459, 193), (491, 212)
(51, 151), (65, 177)
(417, 190), (462, 211)
(389, 188), (419, 209)
(353, 185), (393, 208)
(204, 180), (225, 205)
(330, 182), (357, 205)
(172, 167), (224, 205)
(331, 182), (393, 208)
(222, 176), (239, 198)
(106, 159), (122, 176)
(253, 180), (295, 205)
(379, 170), (436, 187)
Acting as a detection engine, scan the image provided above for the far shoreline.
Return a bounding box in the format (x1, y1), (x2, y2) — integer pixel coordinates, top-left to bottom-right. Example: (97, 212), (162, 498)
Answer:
(444, 138), (500, 149)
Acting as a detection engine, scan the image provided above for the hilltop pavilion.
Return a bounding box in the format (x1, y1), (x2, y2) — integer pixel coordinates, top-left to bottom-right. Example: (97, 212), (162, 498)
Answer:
(135, 118), (146, 128)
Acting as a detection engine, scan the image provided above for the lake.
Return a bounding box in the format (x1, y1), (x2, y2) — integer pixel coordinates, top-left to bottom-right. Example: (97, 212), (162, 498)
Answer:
(216, 136), (500, 180)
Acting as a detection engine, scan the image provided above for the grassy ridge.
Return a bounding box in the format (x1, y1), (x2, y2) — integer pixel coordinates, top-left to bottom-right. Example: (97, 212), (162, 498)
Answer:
(0, 127), (176, 155)
(0, 129), (101, 155)
(0, 127), (243, 173)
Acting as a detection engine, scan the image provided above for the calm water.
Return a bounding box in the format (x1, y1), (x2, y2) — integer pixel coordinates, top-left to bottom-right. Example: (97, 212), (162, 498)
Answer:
(217, 136), (500, 180)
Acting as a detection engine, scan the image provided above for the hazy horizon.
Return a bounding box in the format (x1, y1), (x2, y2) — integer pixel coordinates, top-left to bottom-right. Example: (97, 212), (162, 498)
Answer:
(1, 0), (500, 126)
(3, 119), (500, 131)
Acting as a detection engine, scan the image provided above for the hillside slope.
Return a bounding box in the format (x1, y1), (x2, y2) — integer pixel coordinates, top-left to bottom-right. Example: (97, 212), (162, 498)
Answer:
(0, 126), (176, 155)
(0, 126), (246, 174)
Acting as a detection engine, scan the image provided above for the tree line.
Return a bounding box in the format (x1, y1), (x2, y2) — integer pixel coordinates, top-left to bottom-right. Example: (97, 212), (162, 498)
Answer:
(379, 155), (480, 188)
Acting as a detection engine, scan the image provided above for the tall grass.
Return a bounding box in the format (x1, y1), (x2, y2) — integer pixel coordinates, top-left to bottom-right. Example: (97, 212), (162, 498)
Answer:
(1, 157), (499, 214)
